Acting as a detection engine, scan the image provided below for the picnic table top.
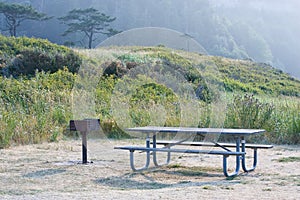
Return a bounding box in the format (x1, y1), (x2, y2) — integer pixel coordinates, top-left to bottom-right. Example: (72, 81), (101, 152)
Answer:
(125, 126), (266, 136)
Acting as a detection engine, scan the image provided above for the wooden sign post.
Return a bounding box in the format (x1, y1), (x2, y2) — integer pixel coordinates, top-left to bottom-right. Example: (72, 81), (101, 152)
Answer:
(69, 119), (100, 164)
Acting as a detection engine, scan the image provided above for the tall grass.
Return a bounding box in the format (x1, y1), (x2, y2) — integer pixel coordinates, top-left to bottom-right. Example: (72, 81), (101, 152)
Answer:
(0, 69), (299, 148)
(269, 97), (300, 144)
(224, 94), (274, 129)
(224, 94), (300, 144)
(0, 70), (73, 148)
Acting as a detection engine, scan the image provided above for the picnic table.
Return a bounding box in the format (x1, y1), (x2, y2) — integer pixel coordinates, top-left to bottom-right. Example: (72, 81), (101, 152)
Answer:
(114, 126), (273, 177)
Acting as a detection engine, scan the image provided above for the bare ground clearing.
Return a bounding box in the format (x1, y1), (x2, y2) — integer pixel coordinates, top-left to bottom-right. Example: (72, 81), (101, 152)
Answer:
(0, 139), (299, 200)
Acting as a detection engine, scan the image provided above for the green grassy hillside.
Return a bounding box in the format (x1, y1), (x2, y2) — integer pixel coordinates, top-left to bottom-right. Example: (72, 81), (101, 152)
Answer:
(0, 37), (299, 148)
(79, 46), (300, 97)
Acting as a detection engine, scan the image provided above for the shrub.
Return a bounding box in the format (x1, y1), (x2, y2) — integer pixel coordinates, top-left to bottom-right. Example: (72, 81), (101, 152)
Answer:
(0, 35), (82, 77)
(100, 119), (130, 139)
(129, 82), (181, 127)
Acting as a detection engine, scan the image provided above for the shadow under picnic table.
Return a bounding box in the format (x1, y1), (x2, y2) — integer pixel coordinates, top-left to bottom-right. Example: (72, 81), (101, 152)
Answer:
(94, 166), (241, 190)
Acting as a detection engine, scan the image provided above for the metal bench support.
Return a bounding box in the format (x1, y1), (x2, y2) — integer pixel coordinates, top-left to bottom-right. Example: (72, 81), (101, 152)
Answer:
(241, 140), (257, 172)
(129, 149), (150, 171)
(128, 136), (151, 171)
(222, 138), (241, 177)
(152, 135), (171, 167)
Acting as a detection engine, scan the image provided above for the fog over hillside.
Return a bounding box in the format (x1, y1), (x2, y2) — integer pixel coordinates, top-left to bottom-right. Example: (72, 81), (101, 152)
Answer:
(0, 0), (299, 78)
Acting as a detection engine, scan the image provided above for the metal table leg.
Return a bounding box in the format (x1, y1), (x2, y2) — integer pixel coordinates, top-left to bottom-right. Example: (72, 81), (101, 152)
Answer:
(241, 139), (257, 172)
(223, 137), (241, 177)
(152, 134), (171, 167)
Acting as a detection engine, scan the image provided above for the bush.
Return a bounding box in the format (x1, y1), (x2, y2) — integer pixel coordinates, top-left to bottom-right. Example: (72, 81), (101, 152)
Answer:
(129, 82), (181, 127)
(0, 35), (82, 77)
(100, 119), (130, 139)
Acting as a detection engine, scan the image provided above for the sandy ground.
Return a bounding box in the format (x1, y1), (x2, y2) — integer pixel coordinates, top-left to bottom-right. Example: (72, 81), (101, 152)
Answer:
(0, 138), (299, 200)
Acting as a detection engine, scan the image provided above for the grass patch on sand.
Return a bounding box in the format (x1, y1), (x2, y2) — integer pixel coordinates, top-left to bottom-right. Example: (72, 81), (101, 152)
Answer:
(276, 156), (300, 163)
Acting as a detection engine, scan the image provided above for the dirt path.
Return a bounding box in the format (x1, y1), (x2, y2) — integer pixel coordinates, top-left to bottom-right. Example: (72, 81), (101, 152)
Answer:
(0, 139), (299, 200)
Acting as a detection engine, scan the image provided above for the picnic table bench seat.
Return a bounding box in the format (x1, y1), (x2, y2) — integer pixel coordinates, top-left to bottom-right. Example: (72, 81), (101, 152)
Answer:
(114, 146), (246, 156)
(151, 140), (273, 149)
